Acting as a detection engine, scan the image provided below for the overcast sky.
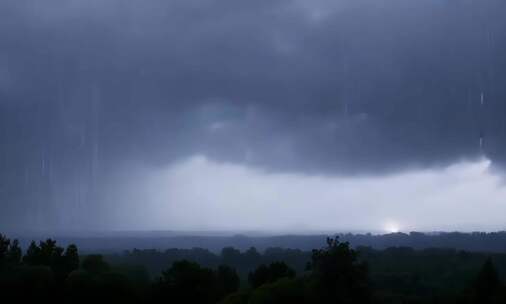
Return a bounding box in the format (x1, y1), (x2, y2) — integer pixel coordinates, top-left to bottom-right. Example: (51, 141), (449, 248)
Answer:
(1, 0), (506, 232)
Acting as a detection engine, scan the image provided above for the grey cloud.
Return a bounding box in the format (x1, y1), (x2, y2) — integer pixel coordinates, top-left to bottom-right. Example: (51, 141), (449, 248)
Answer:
(1, 0), (506, 230)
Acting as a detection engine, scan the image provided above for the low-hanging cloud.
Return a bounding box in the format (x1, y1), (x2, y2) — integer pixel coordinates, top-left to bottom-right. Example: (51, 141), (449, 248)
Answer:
(108, 156), (506, 232)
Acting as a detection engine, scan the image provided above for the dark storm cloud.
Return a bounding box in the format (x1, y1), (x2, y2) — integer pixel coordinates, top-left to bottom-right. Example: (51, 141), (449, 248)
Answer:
(1, 0), (506, 230)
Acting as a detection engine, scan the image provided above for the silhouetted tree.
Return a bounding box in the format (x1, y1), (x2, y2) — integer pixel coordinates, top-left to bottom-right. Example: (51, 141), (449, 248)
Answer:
(98, 271), (138, 304)
(221, 247), (242, 268)
(245, 277), (306, 304)
(244, 247), (262, 267)
(217, 265), (240, 295)
(6, 239), (22, 265)
(39, 239), (59, 266)
(469, 257), (502, 303)
(82, 255), (110, 275)
(156, 260), (220, 304)
(248, 262), (296, 288)
(309, 237), (371, 303)
(64, 244), (79, 274)
(65, 270), (97, 303)
(23, 241), (41, 266)
(0, 234), (10, 267)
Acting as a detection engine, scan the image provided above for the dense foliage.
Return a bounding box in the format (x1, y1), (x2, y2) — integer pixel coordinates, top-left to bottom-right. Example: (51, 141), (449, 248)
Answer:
(2, 233), (506, 303)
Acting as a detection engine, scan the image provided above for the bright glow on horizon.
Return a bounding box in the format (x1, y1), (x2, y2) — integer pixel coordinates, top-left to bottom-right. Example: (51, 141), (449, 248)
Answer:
(384, 221), (401, 233)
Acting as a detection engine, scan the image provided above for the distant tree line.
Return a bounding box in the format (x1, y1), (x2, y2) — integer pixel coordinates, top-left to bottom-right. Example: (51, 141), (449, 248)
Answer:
(340, 231), (506, 253)
(2, 233), (506, 303)
(41, 231), (506, 253)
